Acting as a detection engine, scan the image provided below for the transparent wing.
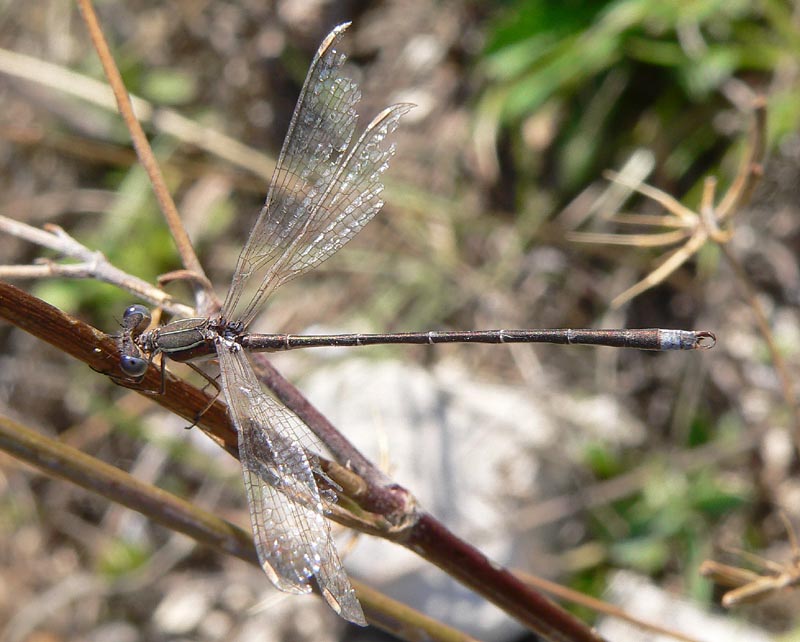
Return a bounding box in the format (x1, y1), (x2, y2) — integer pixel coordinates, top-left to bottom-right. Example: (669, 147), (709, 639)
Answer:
(259, 104), (412, 296)
(221, 22), (411, 326)
(216, 340), (365, 624)
(221, 22), (357, 323)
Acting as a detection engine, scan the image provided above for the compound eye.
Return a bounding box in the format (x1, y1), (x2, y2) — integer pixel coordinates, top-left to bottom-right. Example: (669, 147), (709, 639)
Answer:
(120, 354), (149, 377)
(122, 304), (152, 334)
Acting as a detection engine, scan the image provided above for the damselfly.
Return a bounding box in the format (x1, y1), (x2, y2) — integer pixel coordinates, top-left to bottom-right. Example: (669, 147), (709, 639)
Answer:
(119, 22), (715, 625)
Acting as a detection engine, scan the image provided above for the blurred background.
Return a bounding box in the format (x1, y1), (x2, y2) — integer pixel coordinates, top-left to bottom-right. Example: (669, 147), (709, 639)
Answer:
(1, 1), (800, 640)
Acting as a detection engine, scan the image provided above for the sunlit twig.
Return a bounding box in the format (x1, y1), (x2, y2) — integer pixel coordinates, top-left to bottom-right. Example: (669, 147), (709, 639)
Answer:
(0, 214), (194, 318)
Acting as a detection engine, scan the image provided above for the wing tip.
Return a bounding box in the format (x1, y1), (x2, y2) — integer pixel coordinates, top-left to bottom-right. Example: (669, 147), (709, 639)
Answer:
(321, 585), (367, 626)
(366, 103), (416, 130)
(319, 22), (352, 56)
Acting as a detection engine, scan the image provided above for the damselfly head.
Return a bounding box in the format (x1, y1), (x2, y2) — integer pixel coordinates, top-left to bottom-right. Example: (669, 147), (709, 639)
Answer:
(119, 304), (152, 377)
(119, 351), (149, 378)
(122, 304), (152, 336)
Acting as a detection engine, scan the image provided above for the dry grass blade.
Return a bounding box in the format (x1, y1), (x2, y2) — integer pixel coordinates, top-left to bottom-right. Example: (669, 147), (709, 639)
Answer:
(76, 0), (214, 314)
(568, 97), (800, 449)
(0, 412), (481, 642)
(0, 47), (277, 182)
(700, 513), (800, 608)
(515, 570), (702, 642)
(568, 98), (767, 309)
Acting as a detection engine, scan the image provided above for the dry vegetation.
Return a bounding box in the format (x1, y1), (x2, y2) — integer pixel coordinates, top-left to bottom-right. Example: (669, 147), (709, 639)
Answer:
(1, 1), (800, 641)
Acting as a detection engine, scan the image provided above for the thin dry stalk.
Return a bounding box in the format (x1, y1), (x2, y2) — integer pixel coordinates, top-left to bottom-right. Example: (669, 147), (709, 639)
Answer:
(569, 98), (800, 450)
(0, 214), (194, 317)
(0, 280), (604, 641)
(716, 240), (800, 448)
(75, 0), (214, 315)
(66, 6), (612, 639)
(568, 98), (766, 308)
(0, 47), (276, 181)
(700, 513), (800, 607)
(515, 570), (702, 642)
(0, 412), (480, 642)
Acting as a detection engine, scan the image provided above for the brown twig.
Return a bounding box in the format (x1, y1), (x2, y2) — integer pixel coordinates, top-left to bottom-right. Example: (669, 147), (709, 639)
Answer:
(405, 513), (605, 642)
(0, 279), (231, 445)
(0, 214), (194, 318)
(245, 360), (611, 642)
(75, 0), (215, 315)
(12, 7), (608, 638)
(0, 413), (480, 642)
(0, 280), (604, 641)
(716, 95), (767, 220)
(249, 355), (413, 522)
